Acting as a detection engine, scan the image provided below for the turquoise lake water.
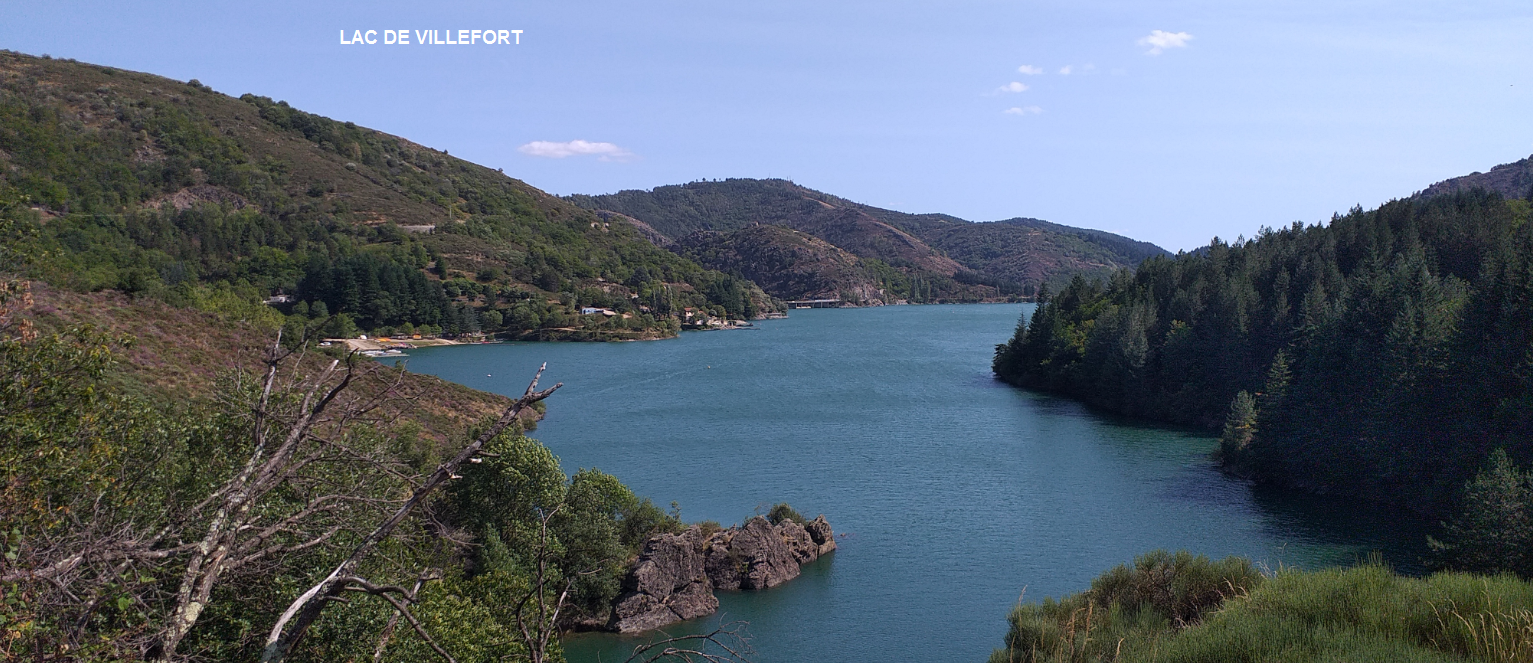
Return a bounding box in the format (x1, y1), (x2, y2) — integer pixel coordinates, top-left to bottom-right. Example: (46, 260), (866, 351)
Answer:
(394, 303), (1428, 662)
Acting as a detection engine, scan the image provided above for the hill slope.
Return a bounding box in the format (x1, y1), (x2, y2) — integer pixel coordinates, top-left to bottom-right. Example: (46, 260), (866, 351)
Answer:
(1416, 153), (1533, 201)
(677, 224), (894, 303)
(23, 281), (520, 442)
(570, 178), (1169, 301)
(0, 51), (775, 342)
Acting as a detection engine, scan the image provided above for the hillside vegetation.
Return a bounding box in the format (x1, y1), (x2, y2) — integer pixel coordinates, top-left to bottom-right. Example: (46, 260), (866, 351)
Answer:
(0, 51), (775, 343)
(678, 224), (899, 304)
(993, 187), (1533, 547)
(22, 280), (517, 440)
(571, 178), (1167, 303)
(2, 260), (695, 663)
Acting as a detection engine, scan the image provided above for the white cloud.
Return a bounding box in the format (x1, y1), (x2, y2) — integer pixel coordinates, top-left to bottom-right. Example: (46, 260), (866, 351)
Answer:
(996, 81), (1029, 93)
(1058, 65), (1073, 75)
(517, 140), (635, 161)
(1004, 106), (1043, 116)
(1017, 65), (1044, 75)
(1137, 30), (1192, 55)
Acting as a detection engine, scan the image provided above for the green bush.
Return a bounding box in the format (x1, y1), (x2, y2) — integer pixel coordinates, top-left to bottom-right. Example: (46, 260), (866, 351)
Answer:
(1090, 550), (1264, 628)
(766, 502), (807, 526)
(991, 553), (1533, 663)
(992, 551), (1261, 663)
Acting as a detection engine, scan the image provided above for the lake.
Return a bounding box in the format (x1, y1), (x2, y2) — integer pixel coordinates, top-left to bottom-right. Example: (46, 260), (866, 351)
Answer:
(395, 303), (1428, 662)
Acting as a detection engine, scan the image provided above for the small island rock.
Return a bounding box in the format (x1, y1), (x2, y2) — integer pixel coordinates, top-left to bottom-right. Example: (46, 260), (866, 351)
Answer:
(806, 515), (837, 556)
(609, 512), (836, 633)
(706, 516), (800, 590)
(609, 528), (719, 633)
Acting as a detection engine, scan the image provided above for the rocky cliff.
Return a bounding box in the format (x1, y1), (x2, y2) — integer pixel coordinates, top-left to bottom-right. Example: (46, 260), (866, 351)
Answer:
(608, 515), (836, 633)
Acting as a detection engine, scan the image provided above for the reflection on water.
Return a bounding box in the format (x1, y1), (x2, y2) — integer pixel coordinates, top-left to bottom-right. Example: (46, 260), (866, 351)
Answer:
(397, 304), (1431, 663)
(1248, 484), (1431, 575)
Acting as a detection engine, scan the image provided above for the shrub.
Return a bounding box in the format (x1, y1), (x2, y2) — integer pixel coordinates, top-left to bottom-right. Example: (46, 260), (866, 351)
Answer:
(696, 520), (723, 541)
(991, 551), (1262, 663)
(1089, 550), (1264, 628)
(766, 502), (806, 526)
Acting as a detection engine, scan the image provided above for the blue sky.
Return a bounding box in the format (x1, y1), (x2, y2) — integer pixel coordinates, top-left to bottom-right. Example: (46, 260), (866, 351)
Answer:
(5, 0), (1531, 251)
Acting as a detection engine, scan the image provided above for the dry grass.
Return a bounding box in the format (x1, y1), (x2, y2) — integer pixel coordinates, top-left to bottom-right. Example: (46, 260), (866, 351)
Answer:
(1434, 597), (1533, 663)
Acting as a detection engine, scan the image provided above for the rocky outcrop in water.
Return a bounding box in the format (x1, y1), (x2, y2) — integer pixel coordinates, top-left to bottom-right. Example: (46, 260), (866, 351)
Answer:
(608, 514), (836, 633)
(608, 528), (719, 633)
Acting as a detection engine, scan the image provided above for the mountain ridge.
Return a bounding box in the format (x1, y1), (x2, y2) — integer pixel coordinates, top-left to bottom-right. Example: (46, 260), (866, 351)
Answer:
(569, 178), (1171, 302)
(1415, 153), (1533, 201)
(0, 50), (777, 340)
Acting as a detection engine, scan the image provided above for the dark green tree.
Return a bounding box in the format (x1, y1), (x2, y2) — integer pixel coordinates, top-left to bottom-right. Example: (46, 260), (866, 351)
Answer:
(1429, 449), (1533, 577)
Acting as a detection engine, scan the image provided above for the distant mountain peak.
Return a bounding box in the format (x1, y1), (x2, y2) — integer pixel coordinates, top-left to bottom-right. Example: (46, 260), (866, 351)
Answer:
(569, 178), (1170, 301)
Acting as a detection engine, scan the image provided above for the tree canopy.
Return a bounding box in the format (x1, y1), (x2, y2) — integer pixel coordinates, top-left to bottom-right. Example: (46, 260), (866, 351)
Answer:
(995, 191), (1533, 521)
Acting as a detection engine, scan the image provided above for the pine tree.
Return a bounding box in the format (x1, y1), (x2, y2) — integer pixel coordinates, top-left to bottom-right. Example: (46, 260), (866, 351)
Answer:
(1219, 391), (1258, 464)
(1428, 449), (1533, 577)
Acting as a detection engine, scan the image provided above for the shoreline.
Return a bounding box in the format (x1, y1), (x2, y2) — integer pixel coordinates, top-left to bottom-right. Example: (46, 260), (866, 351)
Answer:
(331, 336), (477, 353)
(342, 301), (1030, 353)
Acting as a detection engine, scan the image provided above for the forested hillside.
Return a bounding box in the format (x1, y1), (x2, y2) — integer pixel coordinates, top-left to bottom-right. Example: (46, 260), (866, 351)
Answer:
(570, 178), (1167, 302)
(0, 51), (775, 342)
(578, 179), (992, 302)
(677, 225), (901, 304)
(993, 189), (1533, 523)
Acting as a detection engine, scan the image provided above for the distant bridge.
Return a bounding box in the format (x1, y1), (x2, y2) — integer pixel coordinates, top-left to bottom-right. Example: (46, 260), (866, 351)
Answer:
(784, 299), (842, 308)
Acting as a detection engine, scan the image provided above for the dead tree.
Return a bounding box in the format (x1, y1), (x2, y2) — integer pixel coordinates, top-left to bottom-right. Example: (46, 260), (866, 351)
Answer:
(511, 503), (616, 663)
(152, 332), (409, 661)
(371, 568), (443, 662)
(260, 364), (560, 662)
(623, 622), (755, 663)
(3, 323), (421, 660)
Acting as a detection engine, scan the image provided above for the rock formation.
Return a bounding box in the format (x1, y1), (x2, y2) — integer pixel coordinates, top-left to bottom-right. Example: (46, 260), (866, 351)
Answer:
(608, 528), (719, 633)
(608, 514), (836, 633)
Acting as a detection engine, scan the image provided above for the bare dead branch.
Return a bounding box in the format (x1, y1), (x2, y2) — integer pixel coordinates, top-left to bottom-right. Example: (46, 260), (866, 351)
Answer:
(229, 525), (343, 572)
(260, 364), (561, 663)
(372, 568), (440, 663)
(623, 621), (755, 663)
(512, 505), (572, 663)
(338, 576), (457, 663)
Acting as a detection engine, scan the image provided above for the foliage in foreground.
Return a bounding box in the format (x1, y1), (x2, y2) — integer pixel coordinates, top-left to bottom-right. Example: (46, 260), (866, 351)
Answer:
(992, 551), (1533, 663)
(0, 282), (679, 662)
